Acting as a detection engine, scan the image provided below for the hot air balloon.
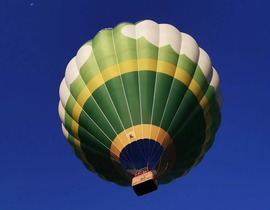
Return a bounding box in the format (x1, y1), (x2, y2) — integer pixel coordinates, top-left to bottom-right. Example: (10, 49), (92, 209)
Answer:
(58, 20), (222, 196)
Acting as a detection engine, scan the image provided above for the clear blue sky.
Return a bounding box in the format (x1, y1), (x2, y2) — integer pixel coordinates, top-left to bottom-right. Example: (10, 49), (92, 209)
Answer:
(1, 0), (269, 209)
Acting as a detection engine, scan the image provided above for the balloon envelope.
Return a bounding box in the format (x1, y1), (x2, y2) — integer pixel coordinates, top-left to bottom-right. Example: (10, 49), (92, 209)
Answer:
(58, 20), (222, 186)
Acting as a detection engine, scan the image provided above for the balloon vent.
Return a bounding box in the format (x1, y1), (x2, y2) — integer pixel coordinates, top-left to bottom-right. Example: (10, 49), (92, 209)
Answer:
(120, 139), (164, 170)
(132, 169), (158, 196)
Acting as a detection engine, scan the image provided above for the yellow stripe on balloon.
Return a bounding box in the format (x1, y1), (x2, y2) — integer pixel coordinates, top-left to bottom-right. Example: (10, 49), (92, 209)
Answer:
(72, 102), (83, 122)
(173, 68), (192, 86)
(110, 124), (177, 179)
(157, 60), (176, 76)
(110, 124), (174, 161)
(76, 59), (198, 106)
(71, 121), (79, 140)
(189, 80), (204, 101)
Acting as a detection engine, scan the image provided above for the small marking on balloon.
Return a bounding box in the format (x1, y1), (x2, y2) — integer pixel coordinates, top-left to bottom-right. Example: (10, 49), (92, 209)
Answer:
(128, 132), (135, 139)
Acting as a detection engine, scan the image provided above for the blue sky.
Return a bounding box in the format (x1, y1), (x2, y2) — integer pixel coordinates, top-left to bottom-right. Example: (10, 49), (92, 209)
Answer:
(1, 0), (270, 209)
